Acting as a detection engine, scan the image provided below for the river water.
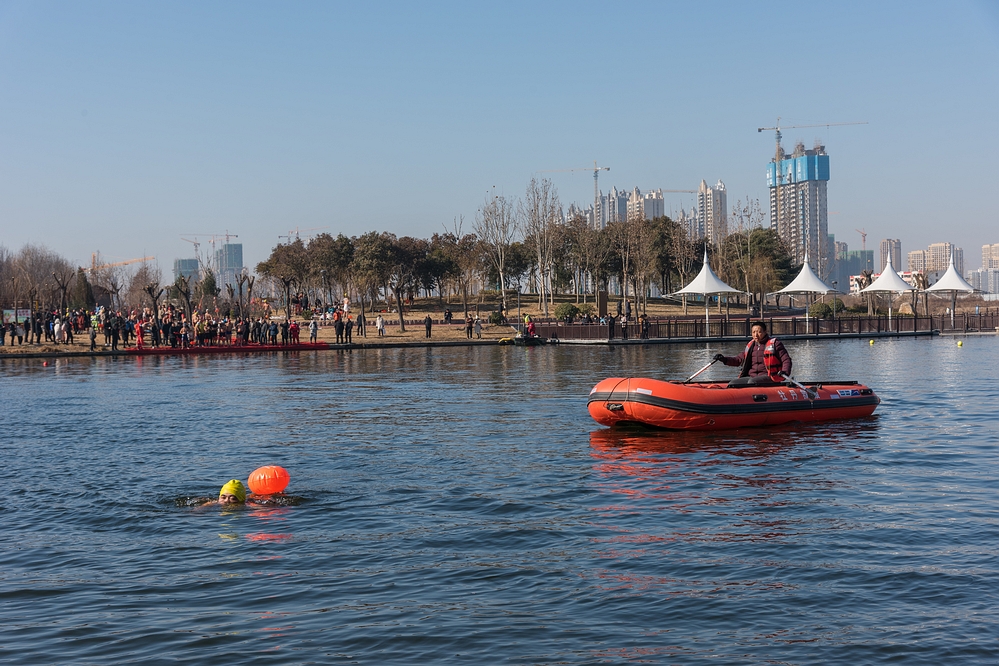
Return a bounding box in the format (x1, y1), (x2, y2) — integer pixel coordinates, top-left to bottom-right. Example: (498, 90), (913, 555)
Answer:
(2, 336), (997, 664)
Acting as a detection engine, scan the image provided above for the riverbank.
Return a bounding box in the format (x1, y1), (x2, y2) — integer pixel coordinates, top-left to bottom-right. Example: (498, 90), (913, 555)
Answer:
(0, 325), (952, 360)
(0, 318), (517, 359)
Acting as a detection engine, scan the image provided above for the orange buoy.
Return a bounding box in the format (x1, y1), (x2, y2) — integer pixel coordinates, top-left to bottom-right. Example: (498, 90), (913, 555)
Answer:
(247, 465), (290, 495)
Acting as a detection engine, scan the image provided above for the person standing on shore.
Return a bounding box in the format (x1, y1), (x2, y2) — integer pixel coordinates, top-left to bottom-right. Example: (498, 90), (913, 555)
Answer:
(357, 312), (366, 337)
(376, 314), (385, 337)
(345, 316), (353, 344)
(464, 313), (473, 339)
(425, 314), (433, 338)
(110, 315), (121, 351)
(474, 316), (482, 339)
(309, 318), (318, 343)
(334, 315), (345, 344)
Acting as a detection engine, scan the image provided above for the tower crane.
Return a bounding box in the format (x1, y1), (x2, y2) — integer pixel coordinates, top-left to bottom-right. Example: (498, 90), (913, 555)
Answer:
(179, 232), (240, 273)
(758, 118), (867, 265)
(855, 228), (867, 251)
(181, 237), (209, 274)
(540, 161), (610, 224)
(89, 254), (154, 276)
(278, 226), (327, 242)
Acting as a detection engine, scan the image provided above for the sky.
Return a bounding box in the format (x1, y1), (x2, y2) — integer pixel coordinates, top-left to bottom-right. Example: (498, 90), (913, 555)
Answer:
(1, 1), (998, 275)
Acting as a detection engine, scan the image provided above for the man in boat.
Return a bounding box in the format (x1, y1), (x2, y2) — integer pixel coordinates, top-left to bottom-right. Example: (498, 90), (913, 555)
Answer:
(714, 321), (791, 384)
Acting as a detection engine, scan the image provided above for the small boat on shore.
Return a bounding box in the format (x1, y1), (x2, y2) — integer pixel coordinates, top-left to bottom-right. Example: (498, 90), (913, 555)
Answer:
(588, 376), (879, 431)
(498, 334), (552, 346)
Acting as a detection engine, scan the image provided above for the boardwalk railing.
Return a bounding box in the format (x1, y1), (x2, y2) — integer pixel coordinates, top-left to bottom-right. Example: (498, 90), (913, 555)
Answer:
(531, 313), (999, 341)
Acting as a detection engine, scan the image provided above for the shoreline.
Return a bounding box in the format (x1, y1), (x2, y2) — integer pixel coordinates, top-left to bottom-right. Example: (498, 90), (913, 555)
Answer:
(0, 328), (946, 361)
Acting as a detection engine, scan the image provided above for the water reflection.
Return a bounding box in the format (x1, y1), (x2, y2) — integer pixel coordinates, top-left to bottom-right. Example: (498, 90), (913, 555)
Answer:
(587, 419), (882, 550)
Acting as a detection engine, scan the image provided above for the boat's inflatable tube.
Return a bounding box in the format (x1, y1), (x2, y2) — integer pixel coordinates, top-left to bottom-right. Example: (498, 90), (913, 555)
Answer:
(588, 377), (879, 430)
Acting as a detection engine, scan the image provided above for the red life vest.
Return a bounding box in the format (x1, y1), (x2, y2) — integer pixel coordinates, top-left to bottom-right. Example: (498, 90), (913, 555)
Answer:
(743, 336), (783, 380)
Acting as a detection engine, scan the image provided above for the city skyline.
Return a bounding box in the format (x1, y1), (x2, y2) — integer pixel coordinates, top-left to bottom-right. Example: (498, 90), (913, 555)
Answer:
(1, 2), (997, 275)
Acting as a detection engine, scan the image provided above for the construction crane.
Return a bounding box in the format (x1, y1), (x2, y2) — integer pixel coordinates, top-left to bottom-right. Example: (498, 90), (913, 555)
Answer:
(179, 231), (240, 273)
(89, 254), (154, 275)
(278, 226), (327, 242)
(541, 161), (610, 223)
(758, 118), (867, 263)
(855, 228), (867, 251)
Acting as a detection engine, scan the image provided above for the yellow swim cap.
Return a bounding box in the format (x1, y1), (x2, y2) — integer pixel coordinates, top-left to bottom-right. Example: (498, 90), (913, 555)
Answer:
(219, 479), (247, 502)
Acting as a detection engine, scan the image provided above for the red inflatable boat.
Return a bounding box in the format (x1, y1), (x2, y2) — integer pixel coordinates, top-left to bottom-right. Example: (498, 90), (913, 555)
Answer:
(588, 377), (880, 431)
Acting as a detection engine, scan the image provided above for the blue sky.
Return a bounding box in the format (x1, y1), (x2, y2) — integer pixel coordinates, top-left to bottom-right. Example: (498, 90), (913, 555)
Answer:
(1, 1), (997, 273)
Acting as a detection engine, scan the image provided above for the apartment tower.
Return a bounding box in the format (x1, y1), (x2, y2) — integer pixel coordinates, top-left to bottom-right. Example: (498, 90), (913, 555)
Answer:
(767, 141), (830, 273)
(879, 239), (902, 274)
(697, 179), (727, 245)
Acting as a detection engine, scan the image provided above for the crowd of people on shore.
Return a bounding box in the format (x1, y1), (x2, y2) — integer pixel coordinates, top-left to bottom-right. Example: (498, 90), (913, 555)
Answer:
(0, 298), (374, 351)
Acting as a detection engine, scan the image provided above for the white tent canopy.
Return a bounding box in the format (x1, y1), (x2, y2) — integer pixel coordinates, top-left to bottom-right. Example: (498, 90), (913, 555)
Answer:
(674, 250), (742, 327)
(776, 253), (837, 295)
(774, 254), (837, 333)
(859, 254), (914, 323)
(675, 250), (742, 297)
(924, 250), (975, 326)
(925, 253), (975, 293)
(860, 255), (914, 294)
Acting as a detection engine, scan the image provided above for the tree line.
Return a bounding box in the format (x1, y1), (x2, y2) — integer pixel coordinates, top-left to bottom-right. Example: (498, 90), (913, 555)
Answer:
(256, 178), (798, 322)
(1, 178), (798, 321)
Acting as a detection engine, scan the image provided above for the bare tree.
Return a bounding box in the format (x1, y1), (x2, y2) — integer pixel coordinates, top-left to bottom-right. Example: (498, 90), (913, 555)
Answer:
(474, 194), (519, 313)
(669, 222), (700, 315)
(124, 263), (162, 310)
(144, 282), (165, 323)
(564, 214), (609, 304)
(607, 216), (640, 309)
(521, 177), (562, 316)
(855, 270), (875, 316)
(912, 272), (929, 316)
(52, 268), (76, 313)
(440, 218), (480, 317)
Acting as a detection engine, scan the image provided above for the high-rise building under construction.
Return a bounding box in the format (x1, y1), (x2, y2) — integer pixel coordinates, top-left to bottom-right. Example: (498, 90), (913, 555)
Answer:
(767, 142), (830, 275)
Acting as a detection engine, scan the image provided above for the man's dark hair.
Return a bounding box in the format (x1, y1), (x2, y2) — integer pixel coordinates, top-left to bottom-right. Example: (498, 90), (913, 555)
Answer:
(750, 321), (768, 331)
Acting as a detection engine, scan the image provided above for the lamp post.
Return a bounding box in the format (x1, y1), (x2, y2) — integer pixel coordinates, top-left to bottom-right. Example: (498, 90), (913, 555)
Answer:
(320, 270), (328, 309)
(832, 281), (838, 323)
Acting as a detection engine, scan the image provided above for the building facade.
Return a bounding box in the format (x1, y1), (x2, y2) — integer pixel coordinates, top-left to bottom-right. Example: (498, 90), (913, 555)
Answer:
(767, 142), (830, 273)
(696, 179), (727, 245)
(907, 250), (926, 273)
(968, 268), (999, 293)
(834, 247), (873, 292)
(675, 207), (698, 240)
(983, 243), (999, 269)
(583, 187), (629, 230)
(214, 243), (245, 291)
(924, 242), (963, 277)
(627, 188), (665, 221)
(173, 258), (199, 282)
(879, 238), (902, 273)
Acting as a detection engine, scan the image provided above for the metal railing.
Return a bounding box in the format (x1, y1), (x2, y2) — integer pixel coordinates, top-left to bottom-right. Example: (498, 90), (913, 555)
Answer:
(532, 313), (999, 341)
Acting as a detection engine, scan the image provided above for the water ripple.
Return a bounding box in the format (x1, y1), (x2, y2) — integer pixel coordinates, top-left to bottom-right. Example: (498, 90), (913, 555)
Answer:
(1, 337), (997, 663)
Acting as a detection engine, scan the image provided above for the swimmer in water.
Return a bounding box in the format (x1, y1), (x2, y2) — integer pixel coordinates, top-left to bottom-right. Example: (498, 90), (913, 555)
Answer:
(218, 479), (247, 505)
